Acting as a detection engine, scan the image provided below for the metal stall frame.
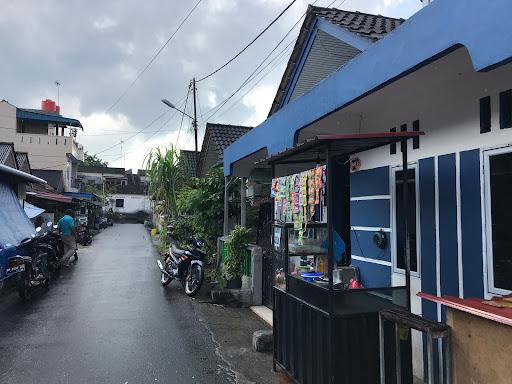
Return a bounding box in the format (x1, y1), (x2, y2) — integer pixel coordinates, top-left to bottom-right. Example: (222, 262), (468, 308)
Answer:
(263, 131), (424, 384)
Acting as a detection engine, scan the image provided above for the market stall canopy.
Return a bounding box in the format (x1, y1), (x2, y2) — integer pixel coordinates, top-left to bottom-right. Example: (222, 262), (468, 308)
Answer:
(258, 132), (424, 167)
(0, 181), (35, 248)
(223, 0), (512, 176)
(24, 202), (45, 219)
(26, 191), (73, 203)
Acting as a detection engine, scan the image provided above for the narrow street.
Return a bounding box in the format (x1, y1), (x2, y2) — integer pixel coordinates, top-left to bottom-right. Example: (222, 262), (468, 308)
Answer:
(0, 224), (237, 384)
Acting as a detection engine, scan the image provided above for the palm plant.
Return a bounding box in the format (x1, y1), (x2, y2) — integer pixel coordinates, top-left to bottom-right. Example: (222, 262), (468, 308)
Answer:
(144, 145), (183, 219)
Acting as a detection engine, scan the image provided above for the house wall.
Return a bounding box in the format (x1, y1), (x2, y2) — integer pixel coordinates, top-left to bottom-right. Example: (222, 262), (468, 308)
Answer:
(109, 194), (151, 214)
(334, 49), (512, 379)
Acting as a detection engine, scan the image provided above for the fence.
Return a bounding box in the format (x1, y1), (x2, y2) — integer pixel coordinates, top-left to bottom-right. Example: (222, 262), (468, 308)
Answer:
(218, 238), (252, 276)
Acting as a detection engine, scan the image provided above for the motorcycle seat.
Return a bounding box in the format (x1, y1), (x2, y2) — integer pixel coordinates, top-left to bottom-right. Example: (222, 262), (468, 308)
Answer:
(170, 243), (187, 256)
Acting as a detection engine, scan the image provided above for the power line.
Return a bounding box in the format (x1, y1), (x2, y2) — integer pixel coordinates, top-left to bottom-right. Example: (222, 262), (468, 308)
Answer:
(202, 0), (328, 121)
(104, 0), (203, 114)
(176, 85), (191, 146)
(196, 0), (298, 82)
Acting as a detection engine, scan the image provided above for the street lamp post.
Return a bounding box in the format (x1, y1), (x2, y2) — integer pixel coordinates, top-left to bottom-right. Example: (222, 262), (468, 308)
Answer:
(161, 78), (199, 177)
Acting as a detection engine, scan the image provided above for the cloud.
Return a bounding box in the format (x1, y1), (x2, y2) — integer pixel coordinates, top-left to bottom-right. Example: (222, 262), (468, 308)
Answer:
(0, 0), (421, 172)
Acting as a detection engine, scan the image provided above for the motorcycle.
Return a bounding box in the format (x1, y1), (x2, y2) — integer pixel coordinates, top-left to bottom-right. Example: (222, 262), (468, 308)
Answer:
(37, 222), (64, 273)
(15, 229), (51, 300)
(76, 224), (92, 246)
(157, 237), (205, 297)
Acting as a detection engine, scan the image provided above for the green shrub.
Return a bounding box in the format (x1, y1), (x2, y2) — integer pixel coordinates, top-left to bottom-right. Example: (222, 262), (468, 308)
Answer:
(224, 225), (251, 281)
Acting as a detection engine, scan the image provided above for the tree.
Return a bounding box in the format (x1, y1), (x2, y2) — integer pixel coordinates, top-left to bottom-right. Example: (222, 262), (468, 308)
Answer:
(144, 145), (186, 218)
(84, 152), (108, 167)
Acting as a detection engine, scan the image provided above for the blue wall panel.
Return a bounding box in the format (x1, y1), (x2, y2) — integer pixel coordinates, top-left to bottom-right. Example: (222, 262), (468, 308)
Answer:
(419, 157), (437, 322)
(350, 200), (390, 228)
(351, 259), (391, 288)
(438, 154), (459, 301)
(350, 167), (389, 197)
(459, 150), (484, 298)
(351, 230), (391, 262)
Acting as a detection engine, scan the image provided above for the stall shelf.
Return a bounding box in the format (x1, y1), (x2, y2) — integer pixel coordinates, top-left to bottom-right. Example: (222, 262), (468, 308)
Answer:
(262, 131), (424, 384)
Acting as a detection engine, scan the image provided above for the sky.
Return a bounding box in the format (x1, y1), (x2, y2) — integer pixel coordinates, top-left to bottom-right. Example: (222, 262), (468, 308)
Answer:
(0, 0), (422, 171)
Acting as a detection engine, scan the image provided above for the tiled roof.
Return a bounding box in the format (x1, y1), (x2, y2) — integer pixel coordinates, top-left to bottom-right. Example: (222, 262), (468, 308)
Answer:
(197, 123), (252, 177)
(313, 7), (404, 41)
(180, 150), (199, 176)
(0, 142), (17, 169)
(32, 169), (64, 192)
(269, 5), (404, 116)
(15, 152), (31, 173)
(204, 123), (252, 162)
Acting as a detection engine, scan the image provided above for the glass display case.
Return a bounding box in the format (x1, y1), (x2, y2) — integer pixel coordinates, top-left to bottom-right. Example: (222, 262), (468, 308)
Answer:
(273, 222), (330, 291)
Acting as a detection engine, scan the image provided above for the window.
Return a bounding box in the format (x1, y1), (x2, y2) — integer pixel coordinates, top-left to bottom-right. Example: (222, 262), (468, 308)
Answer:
(115, 199), (124, 208)
(393, 167), (418, 273)
(480, 96), (491, 133)
(485, 148), (512, 293)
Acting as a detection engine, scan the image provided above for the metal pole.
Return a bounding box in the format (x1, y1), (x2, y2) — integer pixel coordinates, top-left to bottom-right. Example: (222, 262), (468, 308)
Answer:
(379, 314), (386, 384)
(192, 77), (198, 177)
(401, 138), (411, 312)
(224, 176), (230, 235)
(395, 323), (402, 384)
(240, 177), (246, 227)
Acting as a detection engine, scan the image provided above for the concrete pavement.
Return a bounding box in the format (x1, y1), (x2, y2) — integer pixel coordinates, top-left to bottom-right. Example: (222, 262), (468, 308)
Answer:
(0, 224), (274, 384)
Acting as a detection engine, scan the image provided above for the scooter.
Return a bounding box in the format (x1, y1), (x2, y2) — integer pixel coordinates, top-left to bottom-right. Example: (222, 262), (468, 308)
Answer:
(38, 222), (64, 273)
(157, 237), (206, 297)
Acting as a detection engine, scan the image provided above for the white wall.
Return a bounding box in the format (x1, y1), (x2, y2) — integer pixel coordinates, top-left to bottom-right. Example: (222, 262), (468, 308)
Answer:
(109, 194), (151, 214)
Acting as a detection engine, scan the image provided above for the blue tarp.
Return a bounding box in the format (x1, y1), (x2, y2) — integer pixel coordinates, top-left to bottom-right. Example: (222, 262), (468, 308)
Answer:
(0, 181), (35, 248)
(24, 202), (45, 219)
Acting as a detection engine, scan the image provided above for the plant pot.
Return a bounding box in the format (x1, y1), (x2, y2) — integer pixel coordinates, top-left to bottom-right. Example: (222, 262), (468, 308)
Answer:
(227, 278), (242, 289)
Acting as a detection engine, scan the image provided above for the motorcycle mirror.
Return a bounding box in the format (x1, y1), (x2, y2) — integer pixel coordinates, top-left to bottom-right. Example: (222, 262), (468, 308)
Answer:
(53, 225), (58, 229)
(35, 227), (42, 233)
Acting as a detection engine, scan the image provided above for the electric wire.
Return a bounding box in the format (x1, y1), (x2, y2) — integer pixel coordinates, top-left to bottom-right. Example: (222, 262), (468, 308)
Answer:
(176, 85), (191, 146)
(104, 0), (203, 114)
(202, 0), (335, 121)
(196, 0), (298, 82)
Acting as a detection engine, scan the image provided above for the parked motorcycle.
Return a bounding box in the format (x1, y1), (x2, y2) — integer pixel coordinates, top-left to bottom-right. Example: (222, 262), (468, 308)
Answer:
(76, 224), (92, 246)
(16, 229), (51, 300)
(157, 237), (205, 297)
(38, 222), (64, 273)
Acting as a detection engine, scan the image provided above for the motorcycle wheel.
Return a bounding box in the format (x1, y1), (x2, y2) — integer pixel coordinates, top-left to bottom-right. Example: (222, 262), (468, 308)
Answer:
(161, 270), (172, 287)
(18, 265), (32, 301)
(184, 264), (203, 297)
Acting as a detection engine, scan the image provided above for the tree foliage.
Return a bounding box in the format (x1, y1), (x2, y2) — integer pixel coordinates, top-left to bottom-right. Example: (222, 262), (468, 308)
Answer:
(144, 145), (186, 218)
(224, 225), (251, 281)
(84, 152), (108, 167)
(176, 166), (224, 252)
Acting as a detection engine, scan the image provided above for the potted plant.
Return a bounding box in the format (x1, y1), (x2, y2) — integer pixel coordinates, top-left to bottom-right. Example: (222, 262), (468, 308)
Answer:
(224, 225), (251, 289)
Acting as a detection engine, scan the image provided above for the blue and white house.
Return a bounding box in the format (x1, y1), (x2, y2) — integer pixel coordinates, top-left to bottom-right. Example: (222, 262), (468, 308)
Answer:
(223, 0), (512, 378)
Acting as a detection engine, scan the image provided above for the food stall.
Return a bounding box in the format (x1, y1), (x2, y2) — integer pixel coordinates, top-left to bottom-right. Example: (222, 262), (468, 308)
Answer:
(264, 132), (424, 384)
(419, 293), (512, 384)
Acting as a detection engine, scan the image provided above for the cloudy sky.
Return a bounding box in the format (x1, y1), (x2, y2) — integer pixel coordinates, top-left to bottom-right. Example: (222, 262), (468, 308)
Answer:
(0, 0), (422, 171)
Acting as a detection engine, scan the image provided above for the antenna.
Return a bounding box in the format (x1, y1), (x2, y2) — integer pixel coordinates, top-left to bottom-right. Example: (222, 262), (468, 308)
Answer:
(55, 81), (61, 108)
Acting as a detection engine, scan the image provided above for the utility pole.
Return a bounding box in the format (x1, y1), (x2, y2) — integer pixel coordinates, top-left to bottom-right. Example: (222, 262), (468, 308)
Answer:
(192, 77), (198, 177)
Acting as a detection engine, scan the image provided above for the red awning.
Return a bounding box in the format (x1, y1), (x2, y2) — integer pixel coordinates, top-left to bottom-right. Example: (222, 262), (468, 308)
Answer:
(27, 191), (73, 203)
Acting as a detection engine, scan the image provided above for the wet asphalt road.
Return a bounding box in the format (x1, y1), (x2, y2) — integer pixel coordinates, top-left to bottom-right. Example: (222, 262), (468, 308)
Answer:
(0, 224), (231, 384)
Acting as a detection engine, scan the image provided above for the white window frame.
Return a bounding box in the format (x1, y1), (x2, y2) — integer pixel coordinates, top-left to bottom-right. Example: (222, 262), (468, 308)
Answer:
(391, 163), (421, 277)
(483, 146), (512, 295)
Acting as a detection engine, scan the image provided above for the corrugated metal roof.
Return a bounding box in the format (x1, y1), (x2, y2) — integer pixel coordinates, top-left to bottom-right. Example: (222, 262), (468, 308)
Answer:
(16, 108), (83, 128)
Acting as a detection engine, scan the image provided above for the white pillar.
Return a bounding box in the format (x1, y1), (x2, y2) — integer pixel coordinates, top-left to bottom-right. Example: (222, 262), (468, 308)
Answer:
(240, 177), (246, 227)
(224, 176), (230, 235)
